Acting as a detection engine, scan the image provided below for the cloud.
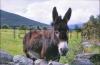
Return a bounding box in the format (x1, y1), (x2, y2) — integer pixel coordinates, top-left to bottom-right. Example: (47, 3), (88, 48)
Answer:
(24, 0), (99, 24)
(24, 1), (52, 24)
(1, 0), (99, 25)
(65, 0), (99, 25)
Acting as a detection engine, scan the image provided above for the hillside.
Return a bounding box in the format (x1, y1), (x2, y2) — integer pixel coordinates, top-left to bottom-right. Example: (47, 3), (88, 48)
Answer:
(0, 10), (49, 27)
(0, 10), (84, 30)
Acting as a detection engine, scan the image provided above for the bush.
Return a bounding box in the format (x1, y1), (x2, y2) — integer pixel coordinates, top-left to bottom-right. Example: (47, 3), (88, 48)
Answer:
(2, 24), (10, 29)
(19, 25), (28, 30)
(43, 27), (47, 30)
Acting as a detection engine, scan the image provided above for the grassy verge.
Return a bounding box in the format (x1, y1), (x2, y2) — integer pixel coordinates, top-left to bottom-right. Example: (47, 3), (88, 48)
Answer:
(0, 29), (24, 55)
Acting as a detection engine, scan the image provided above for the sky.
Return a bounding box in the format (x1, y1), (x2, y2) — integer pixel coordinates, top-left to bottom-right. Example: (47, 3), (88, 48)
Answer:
(1, 0), (99, 25)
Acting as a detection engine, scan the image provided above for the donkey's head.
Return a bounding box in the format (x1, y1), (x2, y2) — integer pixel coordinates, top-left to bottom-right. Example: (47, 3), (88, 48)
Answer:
(52, 7), (72, 56)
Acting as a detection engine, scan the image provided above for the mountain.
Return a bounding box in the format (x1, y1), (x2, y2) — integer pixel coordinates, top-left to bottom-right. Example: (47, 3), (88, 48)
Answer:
(0, 10), (84, 30)
(68, 24), (84, 29)
(68, 23), (84, 31)
(0, 10), (49, 28)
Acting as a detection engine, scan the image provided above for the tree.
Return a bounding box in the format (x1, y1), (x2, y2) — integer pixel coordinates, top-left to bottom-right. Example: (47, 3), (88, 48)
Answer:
(90, 15), (95, 21)
(82, 15), (100, 41)
(96, 15), (100, 22)
(2, 24), (10, 29)
(37, 26), (41, 30)
(75, 25), (81, 38)
(43, 27), (47, 30)
(19, 25), (28, 30)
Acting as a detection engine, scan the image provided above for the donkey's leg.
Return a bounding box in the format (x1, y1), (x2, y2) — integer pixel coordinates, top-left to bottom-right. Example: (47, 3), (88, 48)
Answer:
(55, 56), (60, 62)
(27, 50), (40, 61)
(23, 48), (37, 61)
(52, 54), (60, 62)
(24, 49), (30, 58)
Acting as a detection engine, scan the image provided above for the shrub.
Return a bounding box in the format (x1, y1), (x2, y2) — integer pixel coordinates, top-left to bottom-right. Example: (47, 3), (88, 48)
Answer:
(2, 24), (10, 29)
(19, 25), (28, 30)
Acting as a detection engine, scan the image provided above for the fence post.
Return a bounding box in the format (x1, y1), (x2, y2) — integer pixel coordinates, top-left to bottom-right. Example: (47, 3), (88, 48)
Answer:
(70, 31), (72, 40)
(13, 26), (16, 39)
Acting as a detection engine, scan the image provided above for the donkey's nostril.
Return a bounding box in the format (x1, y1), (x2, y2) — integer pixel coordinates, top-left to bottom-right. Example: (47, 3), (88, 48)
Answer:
(60, 48), (63, 52)
(60, 48), (68, 56)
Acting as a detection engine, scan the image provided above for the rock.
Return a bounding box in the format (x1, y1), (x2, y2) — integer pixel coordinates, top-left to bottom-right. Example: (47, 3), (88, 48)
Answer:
(76, 53), (96, 59)
(48, 61), (64, 65)
(34, 59), (48, 65)
(13, 55), (33, 65)
(82, 41), (93, 48)
(34, 59), (67, 65)
(0, 50), (13, 64)
(64, 64), (69, 65)
(70, 59), (94, 65)
(70, 53), (94, 65)
(0, 62), (14, 65)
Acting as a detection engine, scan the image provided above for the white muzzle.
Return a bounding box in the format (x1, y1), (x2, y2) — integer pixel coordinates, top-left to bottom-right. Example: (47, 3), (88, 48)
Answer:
(58, 41), (68, 56)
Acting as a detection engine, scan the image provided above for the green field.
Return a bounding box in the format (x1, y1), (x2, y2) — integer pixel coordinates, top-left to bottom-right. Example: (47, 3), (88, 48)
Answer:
(0, 29), (24, 55)
(0, 29), (99, 63)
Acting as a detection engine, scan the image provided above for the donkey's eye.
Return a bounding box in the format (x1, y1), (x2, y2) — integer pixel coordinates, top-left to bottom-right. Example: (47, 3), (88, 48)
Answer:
(55, 31), (59, 34)
(55, 31), (59, 37)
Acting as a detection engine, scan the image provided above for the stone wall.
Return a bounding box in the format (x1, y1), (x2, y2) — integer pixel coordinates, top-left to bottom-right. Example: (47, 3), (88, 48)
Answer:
(0, 50), (98, 65)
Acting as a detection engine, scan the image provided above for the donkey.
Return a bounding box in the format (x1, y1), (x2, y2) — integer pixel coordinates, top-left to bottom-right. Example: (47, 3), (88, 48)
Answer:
(23, 7), (72, 61)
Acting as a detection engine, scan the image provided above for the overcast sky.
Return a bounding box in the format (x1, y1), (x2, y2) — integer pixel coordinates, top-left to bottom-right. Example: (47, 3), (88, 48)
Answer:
(1, 0), (99, 25)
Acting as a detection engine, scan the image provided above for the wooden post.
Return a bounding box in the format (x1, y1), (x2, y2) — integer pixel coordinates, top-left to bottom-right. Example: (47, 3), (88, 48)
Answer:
(13, 26), (16, 39)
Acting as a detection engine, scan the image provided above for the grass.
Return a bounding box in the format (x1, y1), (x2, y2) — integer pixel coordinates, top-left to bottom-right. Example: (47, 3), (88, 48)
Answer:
(0, 29), (99, 64)
(0, 29), (25, 55)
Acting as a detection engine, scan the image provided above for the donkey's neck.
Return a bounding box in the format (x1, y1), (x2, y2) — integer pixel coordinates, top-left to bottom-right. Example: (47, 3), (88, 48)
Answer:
(51, 27), (55, 40)
(50, 27), (59, 45)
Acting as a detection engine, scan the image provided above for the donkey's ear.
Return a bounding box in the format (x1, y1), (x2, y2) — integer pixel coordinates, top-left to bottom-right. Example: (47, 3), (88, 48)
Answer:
(52, 7), (58, 21)
(63, 8), (72, 23)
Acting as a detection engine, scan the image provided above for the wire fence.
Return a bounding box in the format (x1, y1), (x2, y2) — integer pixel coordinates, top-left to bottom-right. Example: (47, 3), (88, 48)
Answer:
(1, 26), (99, 41)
